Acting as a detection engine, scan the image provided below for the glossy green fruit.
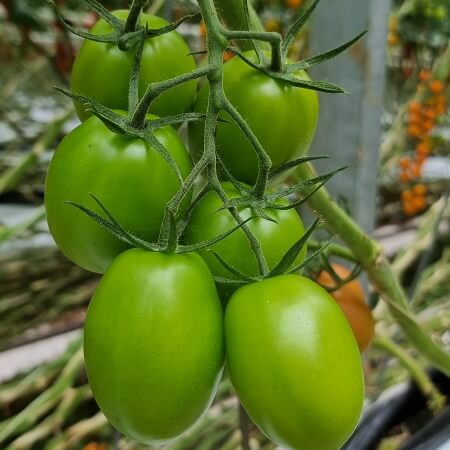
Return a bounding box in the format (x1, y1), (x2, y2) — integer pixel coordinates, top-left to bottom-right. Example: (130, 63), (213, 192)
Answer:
(84, 249), (224, 444)
(225, 275), (364, 450)
(188, 53), (319, 184)
(184, 182), (307, 299)
(71, 10), (197, 121)
(45, 114), (192, 273)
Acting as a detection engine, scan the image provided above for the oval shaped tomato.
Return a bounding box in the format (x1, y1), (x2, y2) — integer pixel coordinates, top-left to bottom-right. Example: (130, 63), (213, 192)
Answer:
(71, 11), (197, 121)
(188, 53), (319, 184)
(84, 249), (224, 444)
(316, 263), (375, 352)
(225, 275), (364, 450)
(45, 114), (192, 273)
(184, 182), (307, 298)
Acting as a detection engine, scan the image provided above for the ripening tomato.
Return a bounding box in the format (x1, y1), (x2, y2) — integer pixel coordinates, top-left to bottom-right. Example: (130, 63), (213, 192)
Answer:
(316, 263), (375, 352)
(71, 11), (197, 121)
(225, 275), (364, 450)
(188, 52), (319, 184)
(84, 249), (224, 444)
(184, 182), (307, 298)
(45, 114), (192, 273)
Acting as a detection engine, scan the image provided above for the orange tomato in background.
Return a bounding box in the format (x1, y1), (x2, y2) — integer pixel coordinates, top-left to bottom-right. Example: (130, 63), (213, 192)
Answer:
(316, 264), (375, 352)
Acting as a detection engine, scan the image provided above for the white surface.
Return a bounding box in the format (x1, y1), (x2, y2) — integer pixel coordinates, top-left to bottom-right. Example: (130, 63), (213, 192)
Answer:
(0, 329), (82, 382)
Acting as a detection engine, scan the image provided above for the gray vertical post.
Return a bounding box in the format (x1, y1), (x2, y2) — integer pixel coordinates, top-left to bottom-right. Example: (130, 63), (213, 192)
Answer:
(309, 0), (391, 232)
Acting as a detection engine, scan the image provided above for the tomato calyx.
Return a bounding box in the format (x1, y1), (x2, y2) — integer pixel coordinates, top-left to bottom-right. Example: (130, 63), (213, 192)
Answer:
(213, 216), (326, 288)
(66, 192), (256, 256)
(216, 159), (346, 213)
(50, 0), (196, 52)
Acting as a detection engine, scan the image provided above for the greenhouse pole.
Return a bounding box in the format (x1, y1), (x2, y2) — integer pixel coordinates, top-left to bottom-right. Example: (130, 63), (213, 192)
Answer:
(309, 0), (391, 232)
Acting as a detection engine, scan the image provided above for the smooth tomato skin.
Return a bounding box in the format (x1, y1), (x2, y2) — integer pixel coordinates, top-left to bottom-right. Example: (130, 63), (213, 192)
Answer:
(184, 183), (307, 298)
(188, 54), (319, 184)
(225, 275), (364, 450)
(71, 11), (197, 121)
(84, 249), (224, 444)
(45, 114), (192, 273)
(316, 264), (375, 352)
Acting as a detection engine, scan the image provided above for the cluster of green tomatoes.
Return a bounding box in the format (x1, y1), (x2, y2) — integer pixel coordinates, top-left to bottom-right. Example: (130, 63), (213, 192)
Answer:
(45, 9), (364, 450)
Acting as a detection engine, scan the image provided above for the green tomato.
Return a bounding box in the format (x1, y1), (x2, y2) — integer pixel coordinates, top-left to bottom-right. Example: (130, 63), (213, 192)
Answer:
(188, 53), (319, 184)
(71, 11), (197, 121)
(184, 182), (307, 299)
(225, 275), (364, 450)
(45, 114), (192, 273)
(84, 249), (224, 444)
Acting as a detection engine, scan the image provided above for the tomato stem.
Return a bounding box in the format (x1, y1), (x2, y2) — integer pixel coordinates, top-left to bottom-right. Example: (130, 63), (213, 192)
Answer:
(129, 67), (211, 129)
(373, 336), (446, 415)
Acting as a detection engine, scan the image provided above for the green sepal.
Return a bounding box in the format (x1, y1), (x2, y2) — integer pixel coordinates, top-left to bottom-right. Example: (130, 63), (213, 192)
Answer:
(282, 0), (321, 56)
(55, 87), (184, 183)
(178, 217), (255, 254)
(147, 113), (209, 129)
(216, 155), (249, 195)
(79, 0), (123, 28)
(319, 257), (362, 293)
(65, 195), (159, 252)
(232, 49), (346, 93)
(268, 155), (329, 179)
(178, 183), (212, 235)
(242, 0), (265, 64)
(211, 251), (258, 282)
(288, 238), (332, 274)
(54, 87), (129, 134)
(286, 30), (367, 73)
(269, 218), (320, 277)
(266, 167), (347, 201)
(214, 277), (249, 286)
(49, 0), (122, 42)
(215, 167), (344, 213)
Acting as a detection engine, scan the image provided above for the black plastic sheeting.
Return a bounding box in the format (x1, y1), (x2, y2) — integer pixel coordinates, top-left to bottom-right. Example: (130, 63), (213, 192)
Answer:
(343, 370), (450, 450)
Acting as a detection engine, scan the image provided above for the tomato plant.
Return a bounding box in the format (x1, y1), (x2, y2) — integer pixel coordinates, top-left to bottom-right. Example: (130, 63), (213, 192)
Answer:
(316, 263), (375, 352)
(84, 249), (224, 444)
(38, 0), (450, 448)
(45, 114), (192, 273)
(184, 182), (307, 298)
(225, 274), (364, 450)
(188, 53), (319, 184)
(71, 11), (197, 121)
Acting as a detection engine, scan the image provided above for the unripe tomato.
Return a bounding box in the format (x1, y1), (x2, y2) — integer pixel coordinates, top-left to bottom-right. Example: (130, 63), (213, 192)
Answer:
(188, 53), (319, 184)
(84, 249), (224, 444)
(225, 275), (364, 450)
(184, 182), (307, 299)
(45, 114), (192, 273)
(316, 264), (375, 352)
(71, 11), (197, 121)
